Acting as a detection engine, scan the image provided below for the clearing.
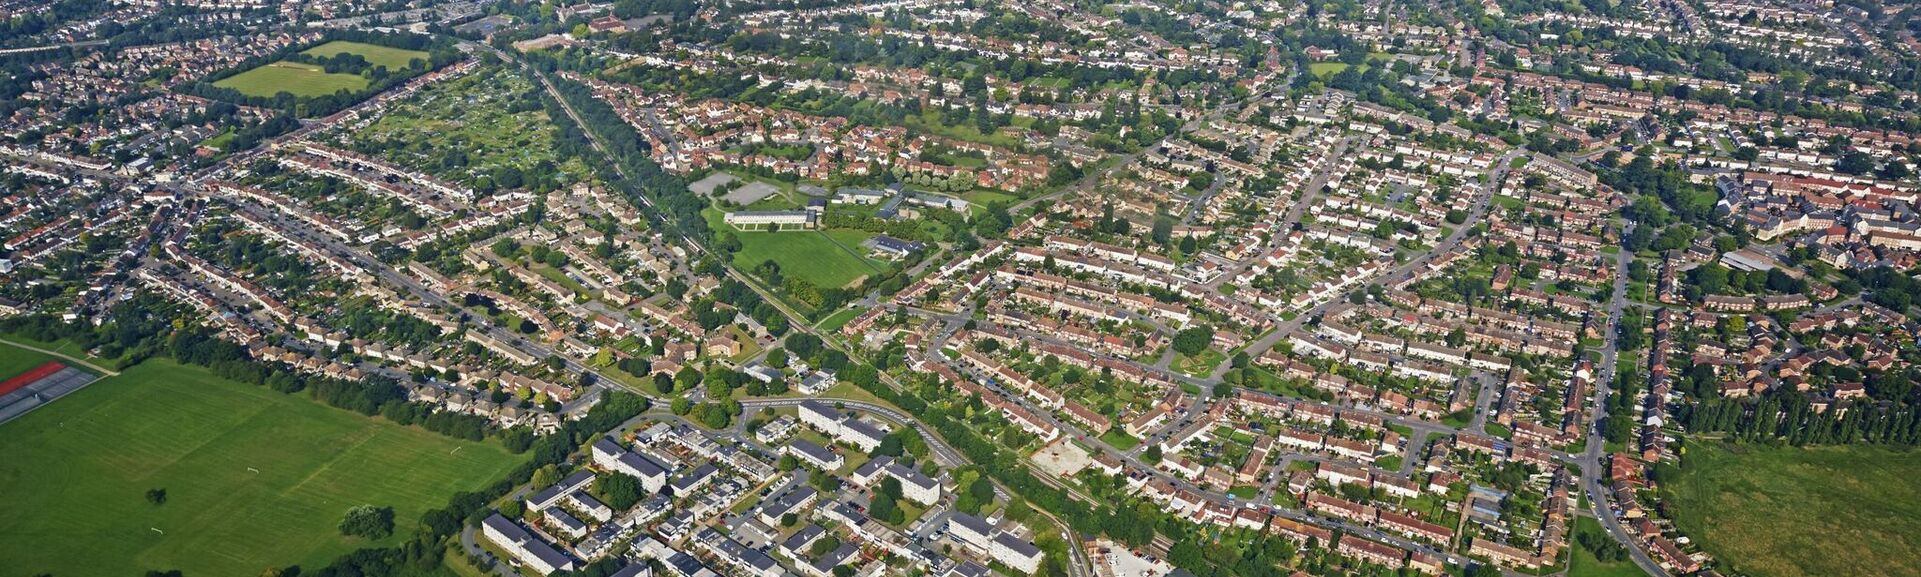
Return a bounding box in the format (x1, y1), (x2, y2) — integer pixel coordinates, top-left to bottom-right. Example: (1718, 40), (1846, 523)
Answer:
(0, 358), (523, 577)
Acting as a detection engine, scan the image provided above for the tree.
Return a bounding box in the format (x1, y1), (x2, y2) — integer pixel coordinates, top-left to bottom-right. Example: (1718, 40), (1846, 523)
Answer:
(338, 505), (395, 539)
(869, 490), (904, 524)
(595, 472), (647, 510)
(145, 488), (167, 506)
(1172, 325), (1214, 356)
(532, 464), (562, 489)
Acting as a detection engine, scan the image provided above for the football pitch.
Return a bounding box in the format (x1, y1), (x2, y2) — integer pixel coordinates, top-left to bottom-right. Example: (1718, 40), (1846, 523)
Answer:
(0, 358), (523, 577)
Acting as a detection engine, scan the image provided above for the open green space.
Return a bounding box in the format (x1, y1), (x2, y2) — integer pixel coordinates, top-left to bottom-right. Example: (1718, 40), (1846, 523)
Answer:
(1666, 442), (1921, 577)
(1309, 62), (1351, 77)
(706, 208), (885, 289)
(215, 61), (369, 98)
(1099, 430), (1142, 451)
(302, 40), (428, 70)
(0, 359), (523, 577)
(816, 306), (868, 332)
(1173, 349), (1226, 377)
(1568, 517), (1646, 577)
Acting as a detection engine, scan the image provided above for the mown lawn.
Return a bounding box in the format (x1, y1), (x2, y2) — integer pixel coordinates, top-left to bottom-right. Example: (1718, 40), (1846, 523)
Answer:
(0, 343), (57, 379)
(0, 359), (523, 577)
(706, 208), (885, 289)
(302, 40), (428, 70)
(1666, 441), (1921, 577)
(215, 61), (368, 98)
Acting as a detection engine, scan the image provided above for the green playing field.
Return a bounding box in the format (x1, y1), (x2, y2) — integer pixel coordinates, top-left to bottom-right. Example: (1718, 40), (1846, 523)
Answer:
(0, 358), (523, 577)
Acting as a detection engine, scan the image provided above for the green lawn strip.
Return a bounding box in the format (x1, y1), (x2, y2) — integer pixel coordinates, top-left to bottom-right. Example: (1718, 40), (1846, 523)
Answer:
(815, 306), (867, 332)
(0, 359), (523, 577)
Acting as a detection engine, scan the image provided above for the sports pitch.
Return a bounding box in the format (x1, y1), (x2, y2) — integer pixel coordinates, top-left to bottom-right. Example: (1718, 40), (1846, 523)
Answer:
(214, 61), (368, 98)
(0, 358), (523, 577)
(705, 208), (886, 289)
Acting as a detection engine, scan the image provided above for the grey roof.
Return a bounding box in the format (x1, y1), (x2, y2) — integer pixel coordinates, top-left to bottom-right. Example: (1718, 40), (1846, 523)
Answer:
(547, 507), (587, 532)
(528, 470), (596, 508)
(620, 450), (668, 479)
(665, 550), (709, 577)
(569, 491), (610, 513)
(761, 485), (819, 518)
(842, 417), (887, 442)
(887, 463), (939, 492)
(670, 463), (719, 492)
(482, 513), (575, 570)
(994, 533), (1043, 559)
(873, 235), (924, 253)
(812, 543), (860, 573)
(853, 456), (891, 479)
(797, 400), (836, 417)
(787, 438), (839, 465)
(593, 436), (626, 455)
(610, 563), (650, 577)
(699, 528), (780, 572)
(948, 512), (994, 536)
(948, 562), (990, 577)
(782, 524), (826, 553)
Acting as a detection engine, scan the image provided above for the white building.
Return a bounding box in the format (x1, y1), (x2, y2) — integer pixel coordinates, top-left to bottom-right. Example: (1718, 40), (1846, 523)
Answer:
(482, 513), (576, 575)
(798, 400), (888, 453)
(592, 437), (669, 493)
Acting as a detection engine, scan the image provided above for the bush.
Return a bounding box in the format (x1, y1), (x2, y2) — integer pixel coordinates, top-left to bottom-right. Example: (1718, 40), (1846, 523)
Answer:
(339, 505), (395, 539)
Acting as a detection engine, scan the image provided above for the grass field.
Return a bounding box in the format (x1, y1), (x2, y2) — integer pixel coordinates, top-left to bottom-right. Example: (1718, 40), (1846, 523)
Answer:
(706, 209), (885, 289)
(1309, 62), (1351, 77)
(0, 344), (57, 379)
(302, 40), (428, 70)
(0, 359), (524, 577)
(1099, 430), (1142, 451)
(1667, 442), (1921, 577)
(816, 306), (867, 332)
(215, 61), (368, 98)
(1568, 517), (1645, 577)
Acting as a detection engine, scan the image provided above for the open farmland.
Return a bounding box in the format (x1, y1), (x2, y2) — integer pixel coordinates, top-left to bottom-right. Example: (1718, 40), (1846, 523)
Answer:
(0, 359), (523, 577)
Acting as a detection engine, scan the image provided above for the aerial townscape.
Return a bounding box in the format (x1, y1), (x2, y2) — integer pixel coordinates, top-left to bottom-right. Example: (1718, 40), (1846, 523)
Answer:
(7, 0), (1921, 576)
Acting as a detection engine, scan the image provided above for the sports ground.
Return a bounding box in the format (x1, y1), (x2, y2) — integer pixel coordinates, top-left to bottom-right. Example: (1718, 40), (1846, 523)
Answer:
(302, 40), (429, 70)
(215, 61), (368, 98)
(704, 208), (886, 289)
(0, 357), (523, 577)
